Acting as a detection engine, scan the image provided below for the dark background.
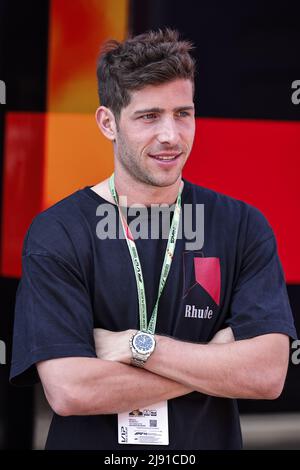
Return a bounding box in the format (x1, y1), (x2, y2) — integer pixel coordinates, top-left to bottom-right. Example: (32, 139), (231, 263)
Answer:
(0, 0), (299, 449)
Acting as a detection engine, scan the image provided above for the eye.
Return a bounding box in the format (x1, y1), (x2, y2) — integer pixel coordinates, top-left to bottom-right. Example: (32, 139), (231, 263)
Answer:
(141, 113), (158, 120)
(177, 110), (190, 117)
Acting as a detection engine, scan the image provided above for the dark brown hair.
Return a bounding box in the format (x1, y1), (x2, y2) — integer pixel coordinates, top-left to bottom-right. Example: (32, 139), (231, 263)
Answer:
(97, 28), (195, 121)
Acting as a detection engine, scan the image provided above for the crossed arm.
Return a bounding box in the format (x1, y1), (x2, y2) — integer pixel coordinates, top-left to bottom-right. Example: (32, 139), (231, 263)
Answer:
(37, 327), (289, 417)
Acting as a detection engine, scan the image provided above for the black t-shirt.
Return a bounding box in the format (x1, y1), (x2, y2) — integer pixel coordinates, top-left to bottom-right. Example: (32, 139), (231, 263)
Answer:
(10, 179), (297, 450)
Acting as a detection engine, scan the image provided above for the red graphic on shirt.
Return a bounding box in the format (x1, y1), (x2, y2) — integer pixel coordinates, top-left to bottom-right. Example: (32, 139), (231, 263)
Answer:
(193, 257), (221, 306)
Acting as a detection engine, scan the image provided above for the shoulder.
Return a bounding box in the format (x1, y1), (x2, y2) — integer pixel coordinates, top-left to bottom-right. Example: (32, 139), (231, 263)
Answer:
(23, 189), (93, 264)
(185, 179), (274, 240)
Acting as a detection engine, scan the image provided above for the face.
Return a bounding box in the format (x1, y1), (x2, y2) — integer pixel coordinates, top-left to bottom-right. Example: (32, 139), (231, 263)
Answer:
(114, 79), (195, 188)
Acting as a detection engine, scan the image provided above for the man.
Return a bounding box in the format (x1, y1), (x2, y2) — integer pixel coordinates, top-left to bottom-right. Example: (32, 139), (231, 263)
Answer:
(10, 29), (296, 450)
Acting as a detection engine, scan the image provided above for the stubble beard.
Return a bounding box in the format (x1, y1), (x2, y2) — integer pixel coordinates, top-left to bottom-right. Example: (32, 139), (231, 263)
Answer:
(115, 132), (184, 189)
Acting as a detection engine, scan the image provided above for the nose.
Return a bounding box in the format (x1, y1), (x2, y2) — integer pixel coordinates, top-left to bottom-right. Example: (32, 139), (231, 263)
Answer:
(156, 117), (179, 145)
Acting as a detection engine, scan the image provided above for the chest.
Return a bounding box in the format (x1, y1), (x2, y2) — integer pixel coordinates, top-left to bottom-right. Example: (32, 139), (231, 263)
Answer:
(91, 236), (235, 342)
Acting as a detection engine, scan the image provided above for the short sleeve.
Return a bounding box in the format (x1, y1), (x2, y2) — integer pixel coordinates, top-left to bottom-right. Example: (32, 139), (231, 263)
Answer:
(226, 208), (297, 341)
(10, 252), (96, 386)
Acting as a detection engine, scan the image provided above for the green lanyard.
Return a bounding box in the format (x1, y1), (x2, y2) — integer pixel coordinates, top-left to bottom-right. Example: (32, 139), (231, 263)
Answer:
(109, 173), (182, 334)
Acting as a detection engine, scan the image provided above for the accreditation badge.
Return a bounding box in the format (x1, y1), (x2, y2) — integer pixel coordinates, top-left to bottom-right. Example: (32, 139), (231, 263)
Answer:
(118, 400), (169, 445)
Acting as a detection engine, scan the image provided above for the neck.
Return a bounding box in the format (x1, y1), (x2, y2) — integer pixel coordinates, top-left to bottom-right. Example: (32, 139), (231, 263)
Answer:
(113, 170), (183, 207)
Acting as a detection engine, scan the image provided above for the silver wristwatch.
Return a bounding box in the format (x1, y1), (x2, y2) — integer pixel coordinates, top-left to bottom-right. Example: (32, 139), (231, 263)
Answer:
(129, 331), (156, 367)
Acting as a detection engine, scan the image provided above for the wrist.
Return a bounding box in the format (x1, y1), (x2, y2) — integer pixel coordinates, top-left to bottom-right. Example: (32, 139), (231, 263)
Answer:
(129, 330), (156, 368)
(143, 333), (162, 369)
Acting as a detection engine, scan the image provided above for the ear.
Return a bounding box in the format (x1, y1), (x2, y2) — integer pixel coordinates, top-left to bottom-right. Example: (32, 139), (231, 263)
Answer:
(95, 106), (117, 141)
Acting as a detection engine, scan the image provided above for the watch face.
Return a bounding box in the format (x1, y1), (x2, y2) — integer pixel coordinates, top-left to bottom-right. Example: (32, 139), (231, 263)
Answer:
(133, 333), (155, 354)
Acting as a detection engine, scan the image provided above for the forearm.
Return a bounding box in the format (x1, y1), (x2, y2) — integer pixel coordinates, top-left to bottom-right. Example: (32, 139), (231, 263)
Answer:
(38, 357), (192, 416)
(144, 333), (289, 399)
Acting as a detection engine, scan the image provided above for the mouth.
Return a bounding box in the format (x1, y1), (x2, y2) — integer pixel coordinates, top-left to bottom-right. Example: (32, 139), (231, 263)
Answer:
(148, 152), (182, 163)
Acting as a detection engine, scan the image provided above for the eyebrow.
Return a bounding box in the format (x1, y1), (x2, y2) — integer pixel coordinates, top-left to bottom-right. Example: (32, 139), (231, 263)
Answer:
(133, 105), (195, 115)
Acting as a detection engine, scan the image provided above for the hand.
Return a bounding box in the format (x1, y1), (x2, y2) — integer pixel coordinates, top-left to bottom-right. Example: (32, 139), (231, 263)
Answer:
(210, 327), (235, 344)
(93, 328), (136, 364)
